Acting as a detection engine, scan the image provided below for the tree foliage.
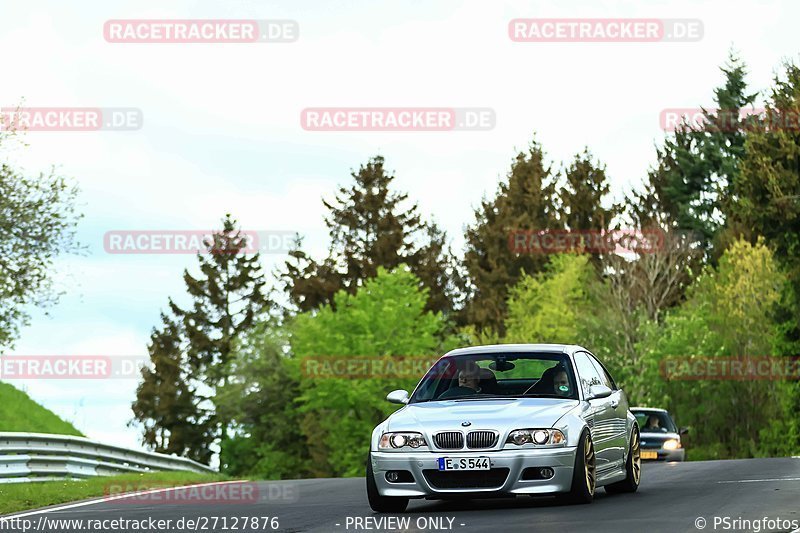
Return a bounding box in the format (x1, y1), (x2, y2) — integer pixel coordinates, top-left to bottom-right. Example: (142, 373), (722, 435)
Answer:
(727, 61), (800, 351)
(559, 149), (619, 233)
(216, 320), (308, 478)
(505, 254), (597, 344)
(131, 315), (215, 464)
(636, 239), (797, 458)
(631, 52), (757, 257)
(125, 53), (800, 471)
(462, 138), (561, 334)
(282, 156), (459, 317)
(0, 163), (82, 348)
(291, 267), (459, 477)
(131, 215), (270, 463)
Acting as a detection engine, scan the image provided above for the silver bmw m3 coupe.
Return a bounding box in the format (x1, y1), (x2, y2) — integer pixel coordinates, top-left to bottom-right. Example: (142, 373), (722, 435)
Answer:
(366, 344), (641, 512)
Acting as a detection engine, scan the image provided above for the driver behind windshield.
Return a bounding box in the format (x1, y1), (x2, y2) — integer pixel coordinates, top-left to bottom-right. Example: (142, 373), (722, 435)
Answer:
(438, 361), (483, 399)
(458, 363), (481, 391)
(644, 414), (665, 432)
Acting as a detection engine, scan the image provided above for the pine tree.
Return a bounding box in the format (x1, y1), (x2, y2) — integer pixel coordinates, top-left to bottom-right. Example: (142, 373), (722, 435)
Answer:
(131, 315), (215, 464)
(558, 149), (619, 232)
(132, 215), (271, 463)
(729, 61), (800, 262)
(282, 239), (342, 312)
(169, 215), (270, 390)
(409, 222), (463, 315)
(281, 156), (457, 316)
(322, 156), (419, 290)
(462, 138), (561, 334)
(631, 52), (757, 255)
(727, 60), (800, 354)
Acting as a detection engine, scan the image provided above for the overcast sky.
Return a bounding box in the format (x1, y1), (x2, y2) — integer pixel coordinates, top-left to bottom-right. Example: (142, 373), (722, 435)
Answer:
(2, 0), (798, 452)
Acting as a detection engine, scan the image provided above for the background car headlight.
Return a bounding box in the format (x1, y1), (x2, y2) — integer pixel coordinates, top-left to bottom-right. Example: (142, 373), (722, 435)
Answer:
(663, 438), (681, 450)
(379, 432), (427, 450)
(507, 429), (566, 446)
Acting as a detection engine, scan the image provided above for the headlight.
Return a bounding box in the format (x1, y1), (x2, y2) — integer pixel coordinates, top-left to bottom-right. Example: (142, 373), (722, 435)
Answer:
(379, 432), (428, 450)
(663, 439), (681, 450)
(507, 429), (566, 446)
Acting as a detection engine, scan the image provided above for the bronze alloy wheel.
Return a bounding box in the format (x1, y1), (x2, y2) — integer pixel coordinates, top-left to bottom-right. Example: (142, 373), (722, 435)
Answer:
(584, 433), (596, 495)
(631, 430), (641, 485)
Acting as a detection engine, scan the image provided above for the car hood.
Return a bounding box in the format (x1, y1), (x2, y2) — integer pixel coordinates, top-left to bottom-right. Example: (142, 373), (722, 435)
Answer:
(387, 398), (579, 433)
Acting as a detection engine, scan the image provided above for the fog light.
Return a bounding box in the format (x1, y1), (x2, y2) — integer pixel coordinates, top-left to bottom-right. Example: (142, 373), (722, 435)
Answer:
(539, 467), (554, 479)
(386, 471), (399, 482)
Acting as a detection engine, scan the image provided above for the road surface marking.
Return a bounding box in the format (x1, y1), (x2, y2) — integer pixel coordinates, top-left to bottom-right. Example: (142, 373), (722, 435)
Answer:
(717, 477), (800, 484)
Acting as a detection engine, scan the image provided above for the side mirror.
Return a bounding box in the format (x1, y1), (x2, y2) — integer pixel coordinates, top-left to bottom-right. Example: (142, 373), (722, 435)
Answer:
(587, 384), (613, 400)
(679, 427), (689, 435)
(386, 389), (409, 405)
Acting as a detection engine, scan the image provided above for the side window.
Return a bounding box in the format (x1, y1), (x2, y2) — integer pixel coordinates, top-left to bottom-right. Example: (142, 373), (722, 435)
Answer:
(587, 354), (616, 390)
(573, 352), (603, 397)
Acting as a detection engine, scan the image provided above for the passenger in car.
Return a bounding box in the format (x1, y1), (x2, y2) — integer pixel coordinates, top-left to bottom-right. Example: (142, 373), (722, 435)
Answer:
(553, 368), (571, 397)
(529, 364), (570, 397)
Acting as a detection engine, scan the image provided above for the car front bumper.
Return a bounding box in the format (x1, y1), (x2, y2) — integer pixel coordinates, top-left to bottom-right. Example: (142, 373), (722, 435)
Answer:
(370, 447), (577, 498)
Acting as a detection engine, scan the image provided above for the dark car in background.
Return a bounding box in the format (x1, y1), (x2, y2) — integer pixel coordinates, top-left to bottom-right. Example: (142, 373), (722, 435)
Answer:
(631, 408), (687, 462)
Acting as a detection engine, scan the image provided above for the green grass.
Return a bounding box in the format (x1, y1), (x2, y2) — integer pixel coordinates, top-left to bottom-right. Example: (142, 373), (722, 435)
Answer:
(0, 472), (229, 515)
(0, 382), (83, 436)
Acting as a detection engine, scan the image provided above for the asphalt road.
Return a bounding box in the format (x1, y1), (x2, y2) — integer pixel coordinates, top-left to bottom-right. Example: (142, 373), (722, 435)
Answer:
(3, 459), (800, 533)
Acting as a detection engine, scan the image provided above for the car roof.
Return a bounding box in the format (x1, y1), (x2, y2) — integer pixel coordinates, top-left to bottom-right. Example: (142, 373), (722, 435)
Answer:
(443, 344), (583, 357)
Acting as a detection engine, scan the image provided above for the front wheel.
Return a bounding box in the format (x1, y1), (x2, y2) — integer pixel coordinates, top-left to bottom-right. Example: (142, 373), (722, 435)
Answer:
(605, 427), (641, 494)
(366, 454), (409, 513)
(559, 429), (595, 504)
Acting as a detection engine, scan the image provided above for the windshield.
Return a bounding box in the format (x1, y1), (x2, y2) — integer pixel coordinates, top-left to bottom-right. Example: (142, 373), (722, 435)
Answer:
(409, 352), (578, 403)
(633, 410), (678, 433)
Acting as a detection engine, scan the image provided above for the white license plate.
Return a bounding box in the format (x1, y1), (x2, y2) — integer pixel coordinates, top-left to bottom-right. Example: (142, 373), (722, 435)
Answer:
(438, 457), (491, 471)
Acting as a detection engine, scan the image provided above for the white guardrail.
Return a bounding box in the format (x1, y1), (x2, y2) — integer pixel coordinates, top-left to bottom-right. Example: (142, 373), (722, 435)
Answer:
(0, 432), (215, 483)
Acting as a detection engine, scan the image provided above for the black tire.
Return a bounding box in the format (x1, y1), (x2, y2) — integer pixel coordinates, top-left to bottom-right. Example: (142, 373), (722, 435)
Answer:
(559, 429), (595, 504)
(605, 427), (641, 494)
(366, 454), (409, 513)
